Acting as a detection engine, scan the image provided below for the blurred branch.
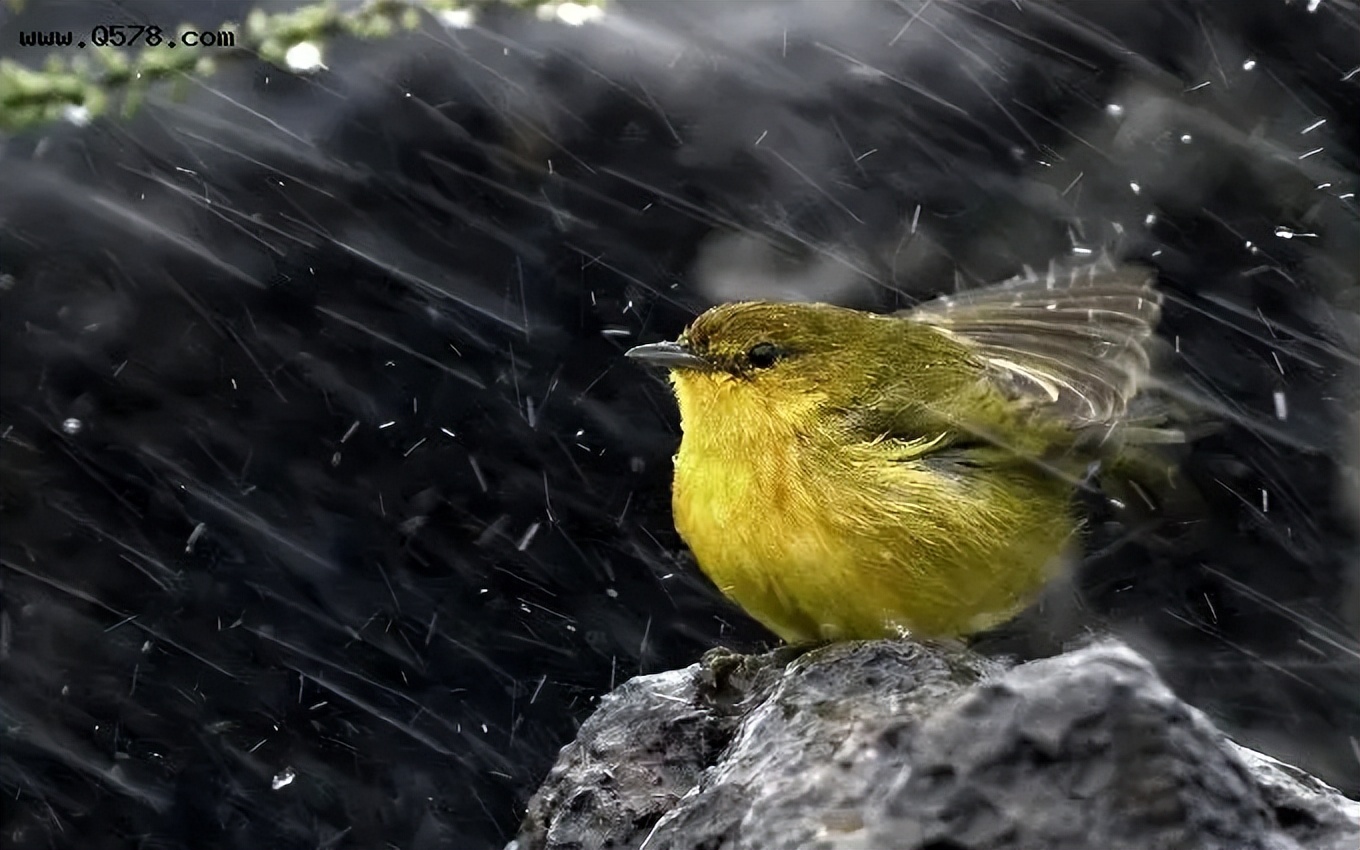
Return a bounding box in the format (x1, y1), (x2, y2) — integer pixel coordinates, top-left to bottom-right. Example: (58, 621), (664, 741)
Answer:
(0, 0), (603, 133)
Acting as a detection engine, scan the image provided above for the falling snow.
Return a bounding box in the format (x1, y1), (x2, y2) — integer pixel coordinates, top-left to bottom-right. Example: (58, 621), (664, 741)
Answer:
(1, 2), (1358, 850)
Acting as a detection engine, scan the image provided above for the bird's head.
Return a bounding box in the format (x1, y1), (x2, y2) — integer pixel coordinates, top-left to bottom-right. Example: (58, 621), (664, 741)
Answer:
(626, 302), (901, 425)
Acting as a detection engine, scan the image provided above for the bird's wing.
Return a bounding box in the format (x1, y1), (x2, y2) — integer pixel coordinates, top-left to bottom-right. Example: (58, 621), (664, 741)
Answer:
(904, 264), (1163, 430)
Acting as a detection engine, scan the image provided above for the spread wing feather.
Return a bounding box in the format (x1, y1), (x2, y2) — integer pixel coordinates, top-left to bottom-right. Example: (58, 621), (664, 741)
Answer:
(905, 264), (1162, 429)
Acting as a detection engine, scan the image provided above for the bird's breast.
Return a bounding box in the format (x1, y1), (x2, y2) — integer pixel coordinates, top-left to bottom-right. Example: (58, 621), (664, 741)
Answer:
(672, 425), (828, 565)
(668, 378), (856, 636)
(664, 372), (1076, 641)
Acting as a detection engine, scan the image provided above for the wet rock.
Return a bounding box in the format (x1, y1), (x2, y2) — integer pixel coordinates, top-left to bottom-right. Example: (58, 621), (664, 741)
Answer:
(511, 641), (1360, 850)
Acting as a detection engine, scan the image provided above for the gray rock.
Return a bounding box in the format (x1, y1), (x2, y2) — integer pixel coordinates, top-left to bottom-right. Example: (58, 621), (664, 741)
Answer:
(510, 641), (1360, 850)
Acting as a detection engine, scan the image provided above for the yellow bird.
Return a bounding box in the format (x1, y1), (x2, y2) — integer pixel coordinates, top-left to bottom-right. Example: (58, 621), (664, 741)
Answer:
(627, 265), (1177, 642)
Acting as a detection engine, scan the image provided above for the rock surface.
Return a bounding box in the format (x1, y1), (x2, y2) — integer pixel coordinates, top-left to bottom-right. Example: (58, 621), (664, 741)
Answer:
(510, 641), (1360, 850)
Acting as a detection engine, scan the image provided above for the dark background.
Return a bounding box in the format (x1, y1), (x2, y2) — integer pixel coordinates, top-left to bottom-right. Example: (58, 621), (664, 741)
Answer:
(2, 1), (1358, 848)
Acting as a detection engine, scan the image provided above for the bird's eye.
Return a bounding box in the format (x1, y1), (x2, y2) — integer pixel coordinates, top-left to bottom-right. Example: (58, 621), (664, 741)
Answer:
(746, 342), (782, 369)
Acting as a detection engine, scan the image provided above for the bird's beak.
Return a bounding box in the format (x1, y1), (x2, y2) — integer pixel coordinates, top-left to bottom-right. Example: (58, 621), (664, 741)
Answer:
(625, 340), (714, 371)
